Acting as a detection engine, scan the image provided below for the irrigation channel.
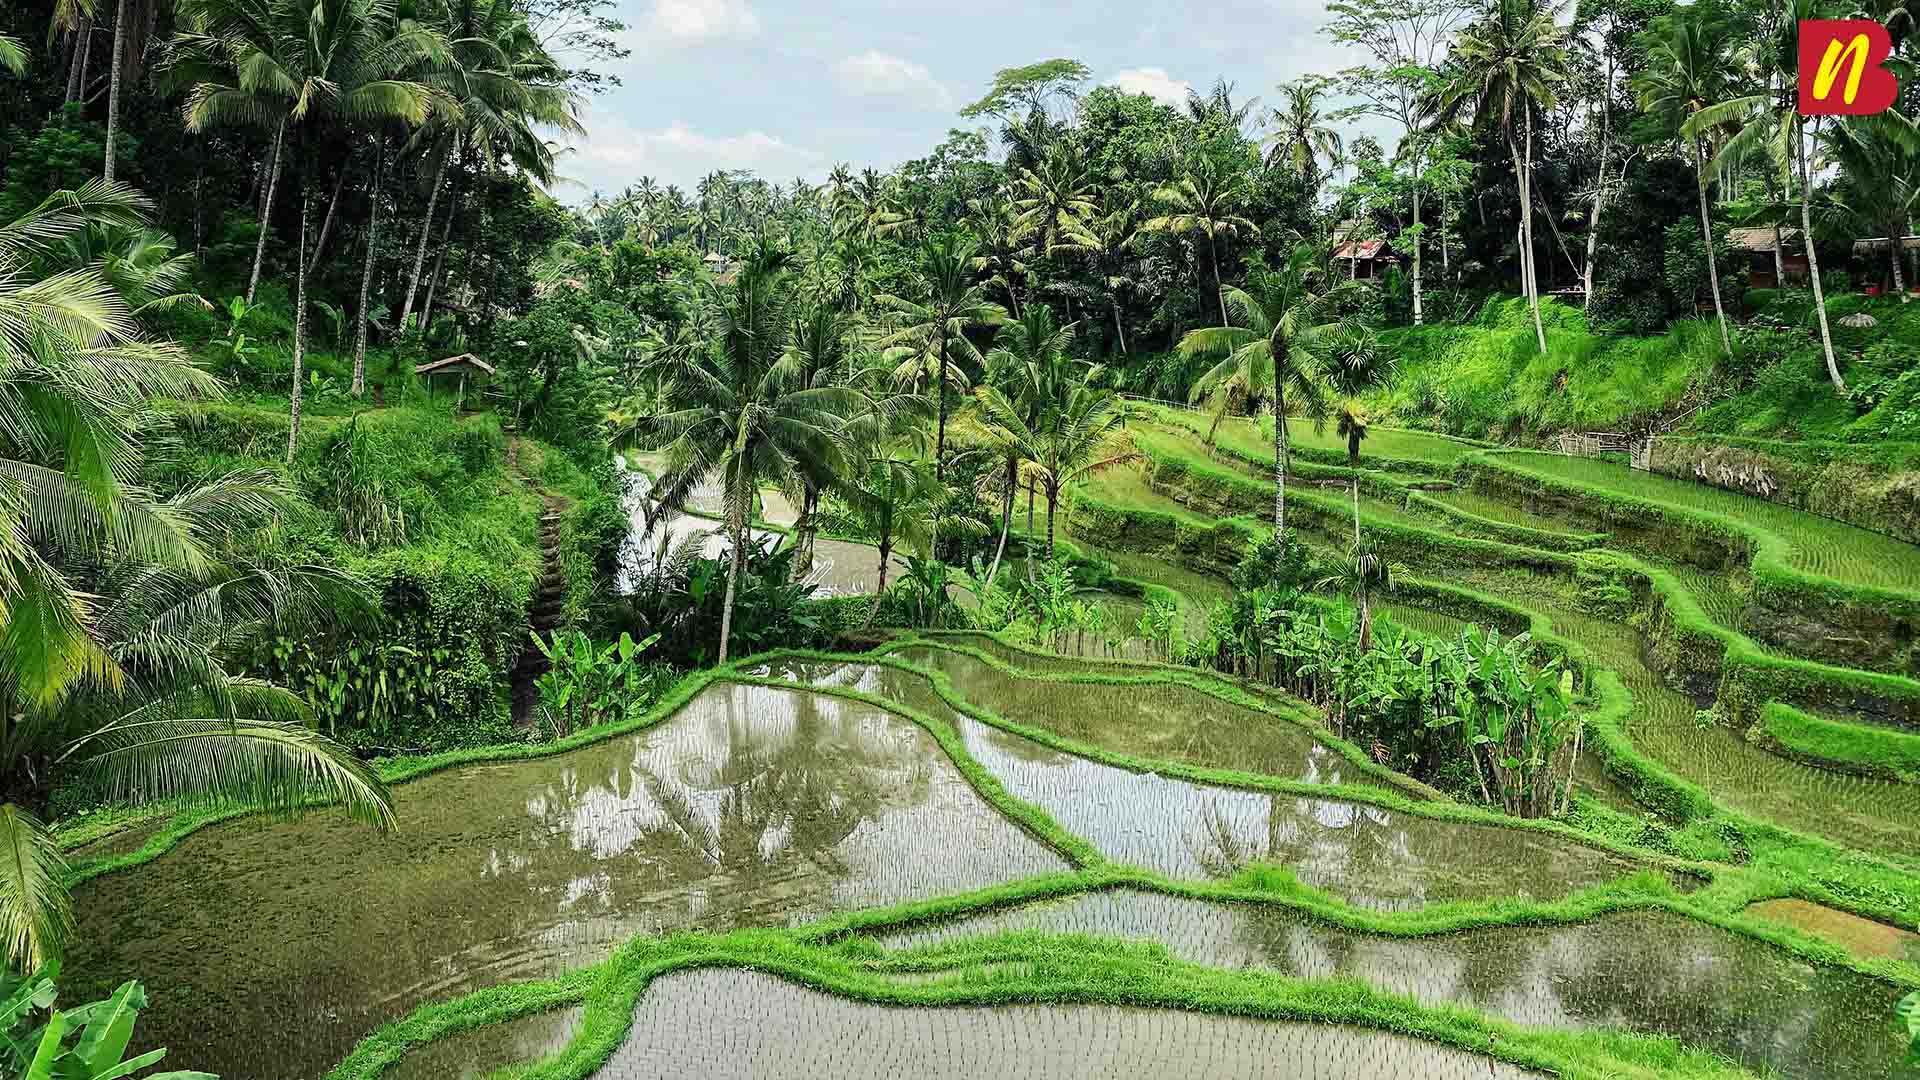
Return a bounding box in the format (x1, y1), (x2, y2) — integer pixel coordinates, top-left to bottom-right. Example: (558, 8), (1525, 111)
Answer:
(59, 422), (1920, 1079)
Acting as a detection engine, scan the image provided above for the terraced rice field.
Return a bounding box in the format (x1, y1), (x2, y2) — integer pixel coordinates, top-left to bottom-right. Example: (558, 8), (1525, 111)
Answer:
(1503, 452), (1920, 591)
(67, 684), (1067, 1078)
(597, 969), (1546, 1079)
(880, 889), (1906, 1080)
(1425, 486), (1595, 536)
(1507, 589), (1920, 857)
(1158, 407), (1480, 469)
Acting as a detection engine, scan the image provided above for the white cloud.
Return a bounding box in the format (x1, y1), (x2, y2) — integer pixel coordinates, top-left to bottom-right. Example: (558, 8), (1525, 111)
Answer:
(1106, 67), (1191, 107)
(631, 0), (759, 45)
(832, 50), (952, 109)
(565, 114), (825, 195)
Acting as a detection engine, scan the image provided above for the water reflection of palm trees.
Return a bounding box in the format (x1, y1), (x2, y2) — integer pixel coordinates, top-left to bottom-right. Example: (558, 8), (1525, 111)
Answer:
(1192, 795), (1424, 911)
(514, 686), (937, 927)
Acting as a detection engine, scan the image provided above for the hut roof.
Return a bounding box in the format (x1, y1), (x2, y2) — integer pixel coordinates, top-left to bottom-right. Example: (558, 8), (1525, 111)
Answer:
(414, 353), (496, 377)
(1729, 226), (1802, 252)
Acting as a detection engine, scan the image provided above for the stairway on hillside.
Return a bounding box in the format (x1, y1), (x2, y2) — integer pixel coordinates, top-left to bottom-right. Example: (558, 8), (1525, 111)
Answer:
(507, 437), (571, 727)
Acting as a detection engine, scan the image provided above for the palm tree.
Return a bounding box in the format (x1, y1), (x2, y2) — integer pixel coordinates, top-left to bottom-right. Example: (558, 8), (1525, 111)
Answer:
(1264, 77), (1344, 185)
(974, 305), (1079, 582)
(1634, 10), (1738, 356)
(0, 183), (392, 967)
(0, 32), (26, 74)
(1011, 144), (1101, 259)
(1320, 539), (1392, 654)
(967, 191), (1029, 318)
(1427, 0), (1571, 354)
(627, 241), (855, 663)
(875, 233), (1006, 485)
(846, 457), (938, 629)
(972, 366), (1136, 560)
(1176, 243), (1368, 540)
(396, 0), (584, 338)
(174, 0), (440, 452)
(1685, 0), (1844, 391)
(1822, 117), (1920, 302)
(1138, 153), (1259, 326)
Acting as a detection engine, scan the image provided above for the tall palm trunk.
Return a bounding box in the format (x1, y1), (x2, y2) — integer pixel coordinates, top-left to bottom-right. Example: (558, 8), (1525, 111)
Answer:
(66, 20), (90, 103)
(1584, 62), (1612, 312)
(248, 120), (287, 306)
(1207, 230), (1229, 325)
(288, 177), (310, 465)
(351, 140), (384, 397)
(102, 0), (127, 182)
(1799, 118), (1844, 393)
(400, 150), (450, 330)
(1889, 213), (1909, 301)
(1272, 394), (1288, 541)
(1044, 484), (1059, 560)
(1694, 140), (1732, 357)
(1513, 115), (1547, 354)
(862, 530), (894, 629)
(933, 328), (949, 480)
(1411, 179), (1424, 325)
(717, 456), (746, 664)
(986, 456), (1015, 585)
(308, 168), (349, 275)
(421, 193), (457, 329)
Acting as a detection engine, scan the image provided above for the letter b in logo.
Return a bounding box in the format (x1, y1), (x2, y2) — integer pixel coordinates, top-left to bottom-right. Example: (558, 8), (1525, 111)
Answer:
(1799, 19), (1899, 115)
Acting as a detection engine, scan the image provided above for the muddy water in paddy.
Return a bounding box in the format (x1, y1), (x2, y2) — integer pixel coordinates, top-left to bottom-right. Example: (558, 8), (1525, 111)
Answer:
(767, 659), (1643, 909)
(596, 968), (1545, 1079)
(64, 684), (1064, 1078)
(880, 889), (1909, 1080)
(386, 1006), (584, 1080)
(892, 645), (1363, 786)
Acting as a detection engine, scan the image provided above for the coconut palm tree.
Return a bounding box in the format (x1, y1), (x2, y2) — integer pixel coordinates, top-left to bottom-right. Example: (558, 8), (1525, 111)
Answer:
(396, 0), (583, 337)
(1176, 243), (1368, 540)
(1011, 144), (1101, 259)
(0, 32), (26, 74)
(1685, 0), (1848, 391)
(173, 0), (441, 452)
(972, 364), (1136, 560)
(974, 305), (1079, 583)
(1634, 9), (1739, 356)
(0, 183), (392, 967)
(847, 457), (938, 629)
(1264, 77), (1344, 185)
(1138, 153), (1259, 326)
(967, 191), (1029, 318)
(875, 233), (1006, 485)
(626, 240), (856, 663)
(1426, 0), (1571, 354)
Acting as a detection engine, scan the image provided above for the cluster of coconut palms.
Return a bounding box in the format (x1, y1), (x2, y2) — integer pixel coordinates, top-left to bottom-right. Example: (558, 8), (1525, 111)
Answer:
(621, 231), (1137, 664)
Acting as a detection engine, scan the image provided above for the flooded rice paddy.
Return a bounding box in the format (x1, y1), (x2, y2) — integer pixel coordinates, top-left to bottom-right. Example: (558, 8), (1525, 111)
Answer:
(386, 1007), (584, 1080)
(66, 683), (1064, 1077)
(764, 657), (1646, 909)
(879, 889), (1909, 1080)
(596, 968), (1546, 1079)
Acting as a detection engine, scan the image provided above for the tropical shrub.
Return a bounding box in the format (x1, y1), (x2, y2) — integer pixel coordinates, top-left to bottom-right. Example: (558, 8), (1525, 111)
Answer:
(0, 963), (213, 1078)
(531, 630), (666, 738)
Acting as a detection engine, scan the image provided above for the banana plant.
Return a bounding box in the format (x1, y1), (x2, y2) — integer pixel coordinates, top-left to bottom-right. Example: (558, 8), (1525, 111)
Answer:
(0, 965), (213, 1079)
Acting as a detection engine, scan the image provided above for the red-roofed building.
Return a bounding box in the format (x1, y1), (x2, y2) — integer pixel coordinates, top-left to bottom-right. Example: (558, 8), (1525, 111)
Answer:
(1331, 237), (1402, 281)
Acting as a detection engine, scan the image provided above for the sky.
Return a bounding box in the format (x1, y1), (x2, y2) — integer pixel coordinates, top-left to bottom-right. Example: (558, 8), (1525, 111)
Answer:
(553, 0), (1381, 203)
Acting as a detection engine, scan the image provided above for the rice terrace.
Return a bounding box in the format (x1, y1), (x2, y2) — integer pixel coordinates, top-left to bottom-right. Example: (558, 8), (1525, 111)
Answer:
(3, 0), (1920, 1075)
